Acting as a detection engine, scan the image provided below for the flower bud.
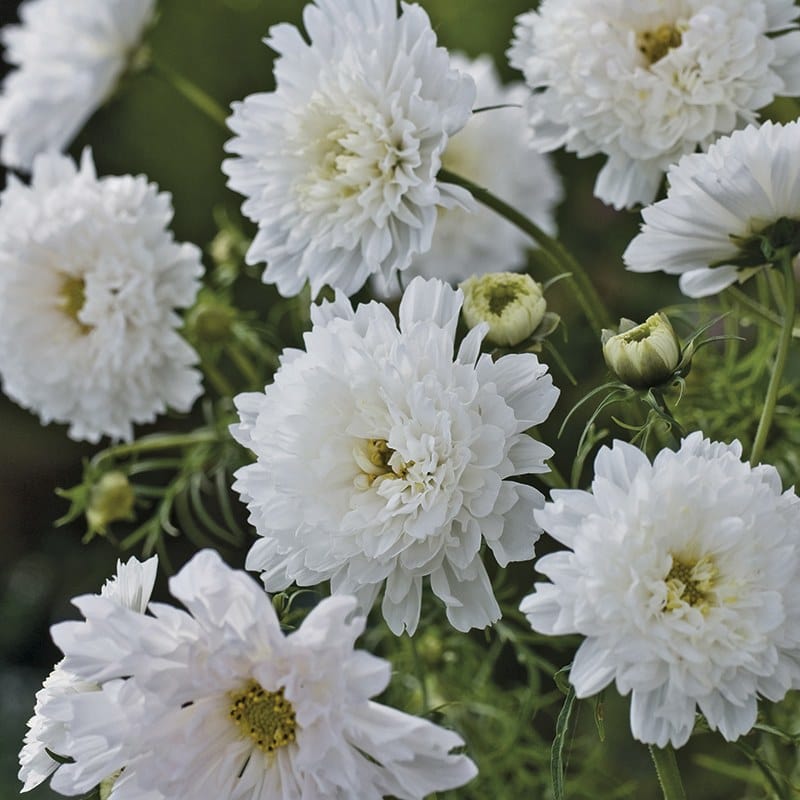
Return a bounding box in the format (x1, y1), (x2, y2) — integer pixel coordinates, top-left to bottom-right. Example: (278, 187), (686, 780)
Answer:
(602, 313), (681, 389)
(86, 471), (136, 535)
(185, 296), (235, 346)
(461, 272), (547, 347)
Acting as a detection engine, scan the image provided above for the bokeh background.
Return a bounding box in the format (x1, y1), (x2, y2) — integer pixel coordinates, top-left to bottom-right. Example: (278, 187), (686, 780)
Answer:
(1, 1), (758, 798)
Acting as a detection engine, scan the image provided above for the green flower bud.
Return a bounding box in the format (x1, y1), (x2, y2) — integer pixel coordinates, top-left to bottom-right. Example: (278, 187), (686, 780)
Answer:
(185, 296), (235, 346)
(602, 313), (681, 389)
(86, 471), (136, 535)
(461, 272), (547, 347)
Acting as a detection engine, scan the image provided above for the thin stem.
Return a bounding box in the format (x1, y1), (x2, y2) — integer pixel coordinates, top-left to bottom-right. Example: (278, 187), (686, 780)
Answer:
(92, 430), (220, 468)
(408, 635), (430, 713)
(649, 745), (687, 800)
(226, 342), (262, 389)
(727, 286), (800, 338)
(439, 168), (611, 332)
(750, 252), (797, 465)
(202, 357), (236, 397)
(150, 56), (228, 130)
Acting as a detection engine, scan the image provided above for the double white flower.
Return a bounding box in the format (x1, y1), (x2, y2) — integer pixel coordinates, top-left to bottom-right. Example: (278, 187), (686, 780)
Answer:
(508, 0), (800, 209)
(0, 0), (156, 170)
(0, 150), (203, 442)
(521, 434), (800, 748)
(223, 0), (476, 298)
(232, 277), (559, 635)
(50, 550), (477, 800)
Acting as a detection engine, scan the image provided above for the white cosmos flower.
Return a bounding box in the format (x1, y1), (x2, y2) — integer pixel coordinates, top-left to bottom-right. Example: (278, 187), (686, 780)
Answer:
(624, 120), (800, 297)
(51, 549), (478, 800)
(372, 53), (562, 296)
(0, 150), (203, 443)
(520, 433), (800, 748)
(18, 556), (158, 795)
(231, 277), (559, 635)
(0, 0), (156, 170)
(507, 0), (800, 209)
(223, 0), (476, 298)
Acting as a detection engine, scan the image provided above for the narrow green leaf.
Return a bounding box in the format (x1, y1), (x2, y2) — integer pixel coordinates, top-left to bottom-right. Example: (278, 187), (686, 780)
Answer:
(551, 683), (577, 800)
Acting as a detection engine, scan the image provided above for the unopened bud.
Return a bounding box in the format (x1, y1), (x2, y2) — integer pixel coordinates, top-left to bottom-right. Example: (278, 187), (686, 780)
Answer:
(602, 313), (681, 389)
(86, 472), (135, 535)
(185, 298), (235, 346)
(461, 272), (547, 347)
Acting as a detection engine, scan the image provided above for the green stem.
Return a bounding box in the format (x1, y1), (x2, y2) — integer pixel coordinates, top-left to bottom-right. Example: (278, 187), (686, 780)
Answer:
(649, 745), (687, 800)
(202, 357), (236, 397)
(727, 286), (800, 338)
(150, 56), (228, 130)
(408, 635), (430, 713)
(750, 252), (797, 464)
(92, 430), (220, 468)
(439, 168), (611, 332)
(649, 389), (685, 441)
(226, 341), (262, 389)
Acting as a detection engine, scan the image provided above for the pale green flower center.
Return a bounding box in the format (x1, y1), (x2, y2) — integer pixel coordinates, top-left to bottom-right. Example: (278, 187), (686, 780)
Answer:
(664, 555), (717, 613)
(637, 24), (682, 65)
(229, 681), (297, 753)
(58, 274), (92, 334)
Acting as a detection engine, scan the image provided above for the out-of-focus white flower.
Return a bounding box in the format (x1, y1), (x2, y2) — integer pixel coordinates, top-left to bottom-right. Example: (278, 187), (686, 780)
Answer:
(0, 0), (156, 170)
(521, 434), (800, 748)
(0, 150), (203, 443)
(372, 53), (562, 296)
(624, 120), (800, 297)
(231, 277), (559, 634)
(508, 0), (800, 209)
(52, 550), (478, 800)
(223, 0), (476, 298)
(18, 556), (158, 795)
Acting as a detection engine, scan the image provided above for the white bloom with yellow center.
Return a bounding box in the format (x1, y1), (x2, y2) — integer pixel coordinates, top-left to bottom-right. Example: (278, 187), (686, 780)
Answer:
(521, 434), (800, 748)
(51, 550), (478, 800)
(223, 0), (476, 298)
(372, 53), (562, 295)
(508, 0), (800, 209)
(232, 277), (559, 634)
(0, 0), (156, 170)
(18, 556), (158, 795)
(624, 120), (800, 297)
(0, 150), (203, 443)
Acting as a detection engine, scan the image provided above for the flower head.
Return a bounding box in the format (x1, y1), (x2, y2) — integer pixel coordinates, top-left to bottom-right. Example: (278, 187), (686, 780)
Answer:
(51, 549), (478, 800)
(223, 0), (476, 298)
(602, 313), (681, 389)
(0, 150), (203, 442)
(462, 272), (547, 347)
(231, 277), (559, 634)
(624, 120), (800, 296)
(373, 53), (562, 295)
(521, 434), (800, 748)
(18, 556), (158, 794)
(508, 0), (800, 209)
(0, 0), (156, 170)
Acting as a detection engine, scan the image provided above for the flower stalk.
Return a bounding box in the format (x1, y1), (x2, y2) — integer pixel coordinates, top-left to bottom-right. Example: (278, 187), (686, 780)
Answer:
(149, 55), (229, 130)
(649, 745), (687, 800)
(438, 168), (611, 332)
(750, 250), (797, 464)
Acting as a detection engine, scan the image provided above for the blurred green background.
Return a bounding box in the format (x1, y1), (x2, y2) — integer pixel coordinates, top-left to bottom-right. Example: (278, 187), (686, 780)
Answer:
(0, 1), (736, 798)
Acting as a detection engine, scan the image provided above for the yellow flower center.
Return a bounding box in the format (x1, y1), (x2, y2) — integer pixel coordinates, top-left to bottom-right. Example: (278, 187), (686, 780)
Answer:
(664, 555), (717, 613)
(354, 438), (411, 489)
(637, 24), (682, 65)
(228, 682), (297, 753)
(58, 274), (92, 334)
